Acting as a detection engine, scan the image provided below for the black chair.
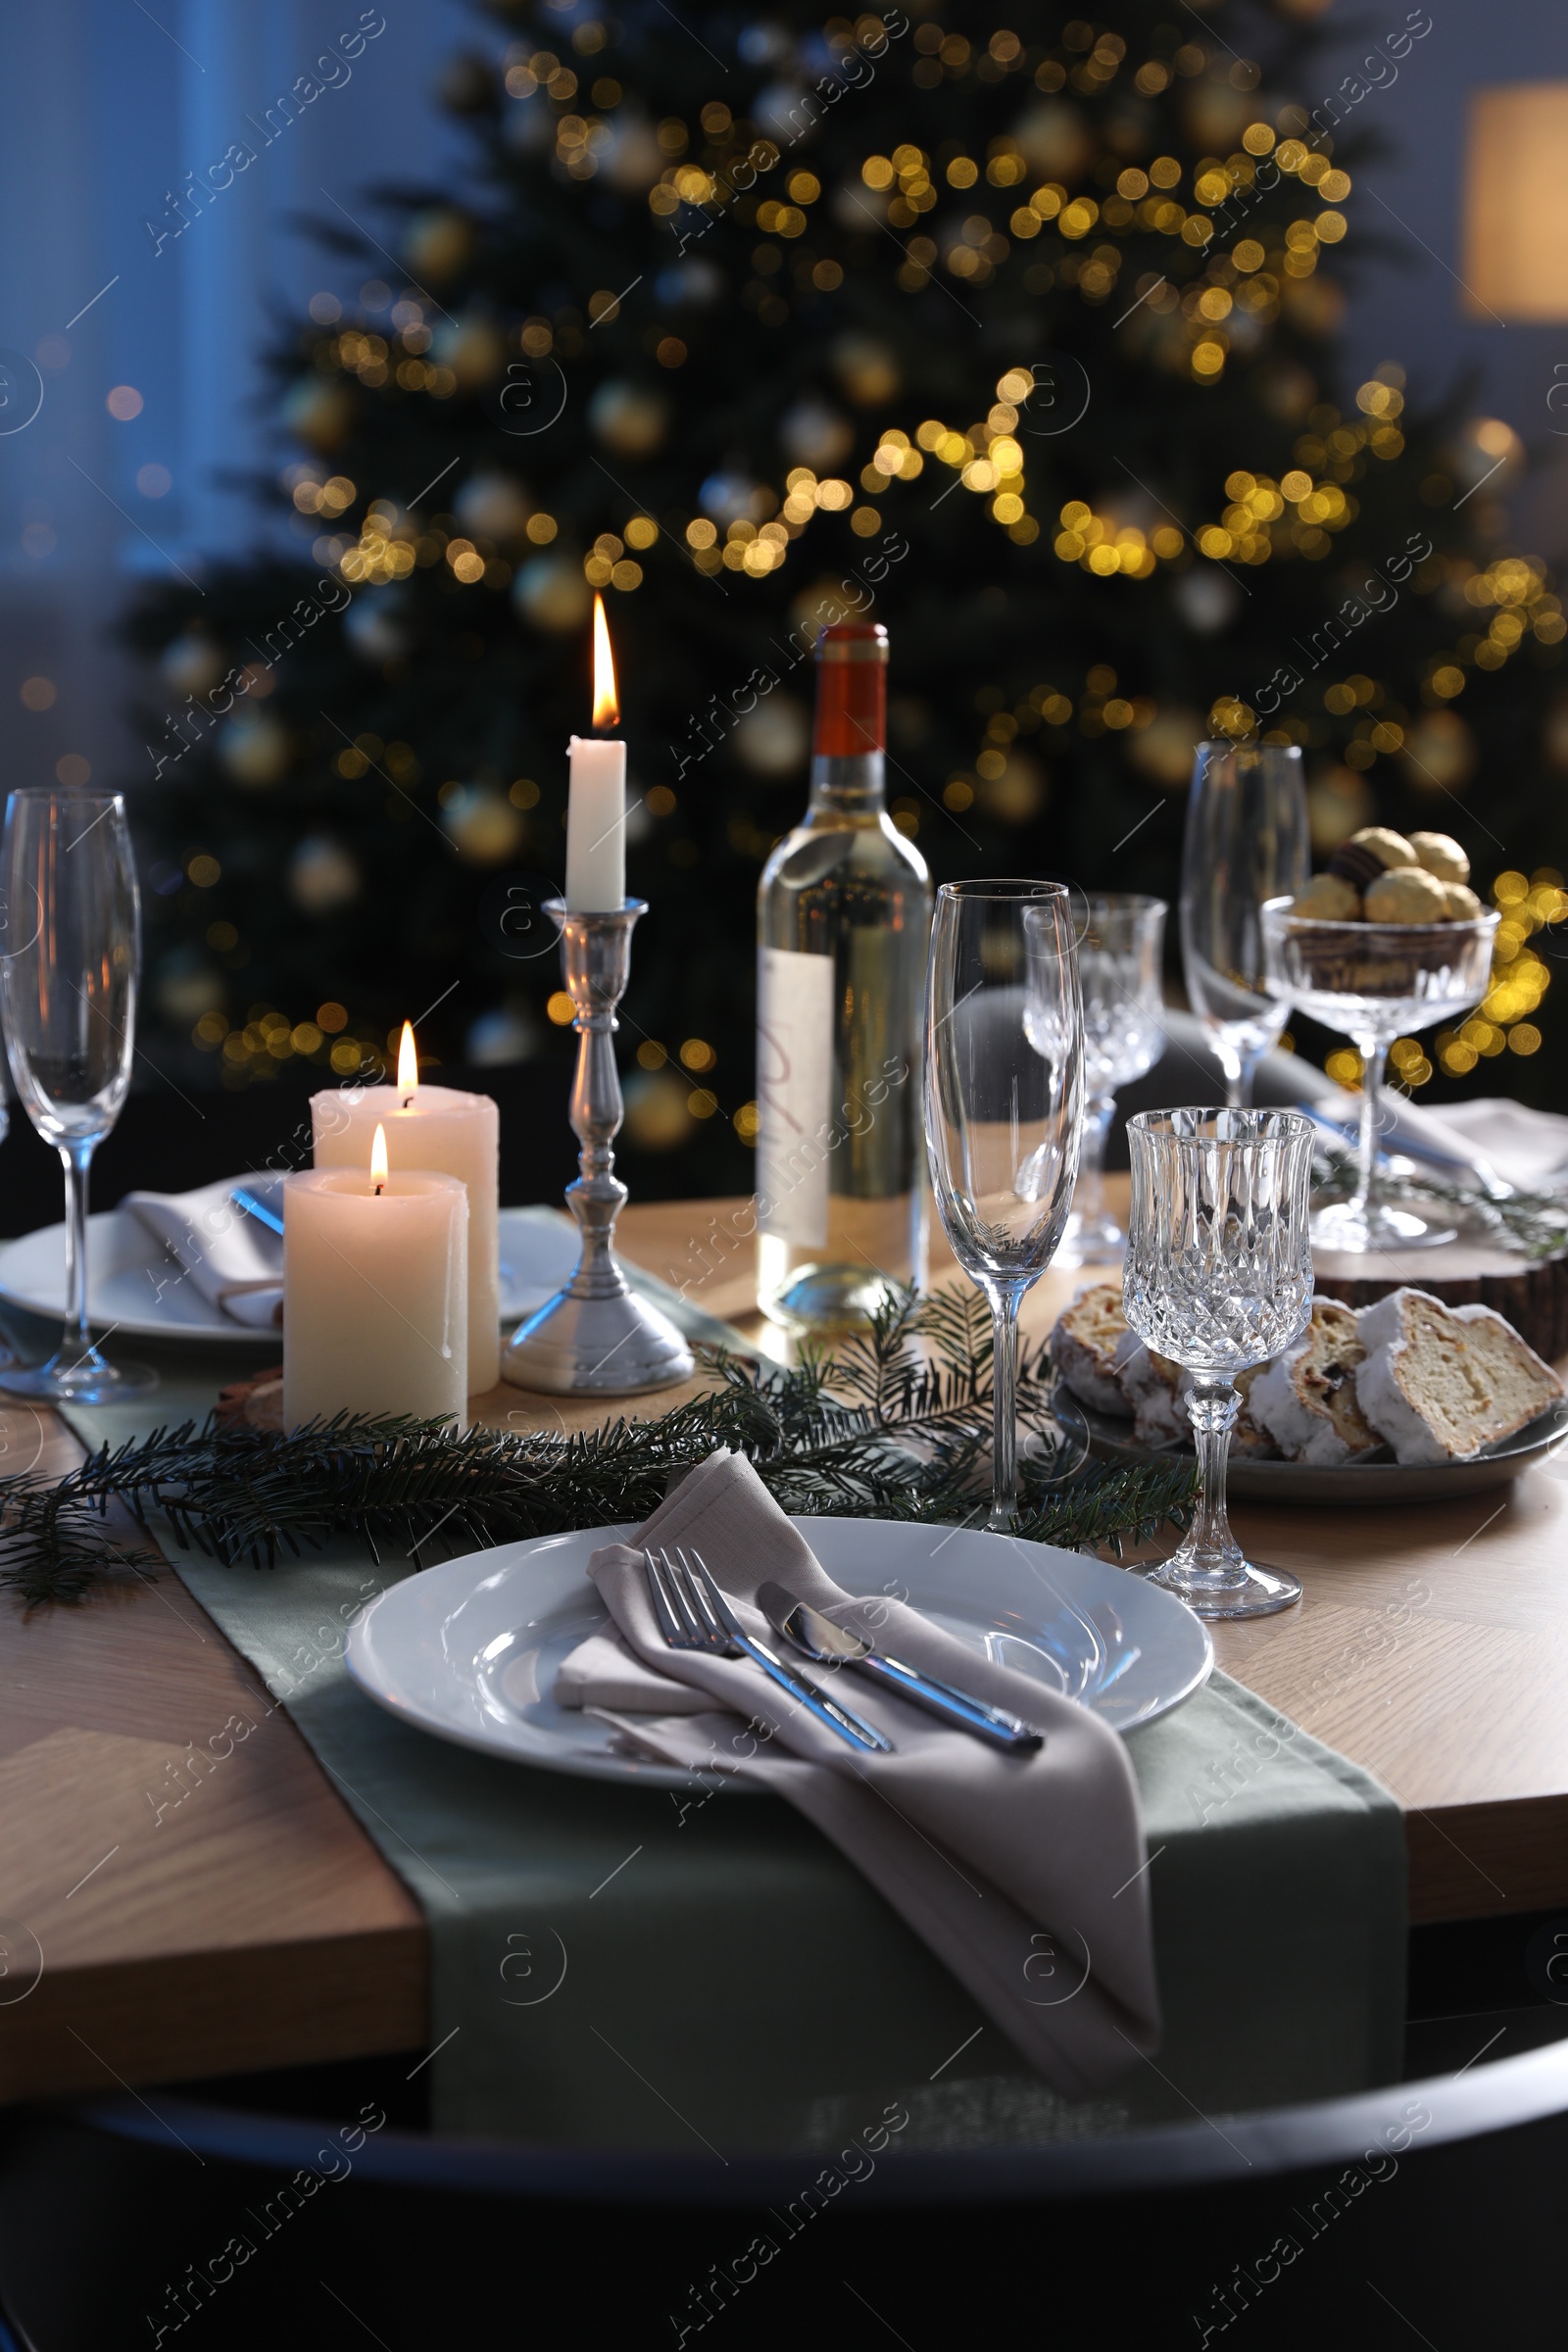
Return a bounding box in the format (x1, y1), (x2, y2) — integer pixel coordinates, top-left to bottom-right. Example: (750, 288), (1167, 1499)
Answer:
(2, 2017), (1565, 2348)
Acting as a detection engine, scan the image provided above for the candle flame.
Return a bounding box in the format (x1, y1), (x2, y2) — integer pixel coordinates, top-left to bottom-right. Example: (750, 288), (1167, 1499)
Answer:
(371, 1123), (388, 1193)
(591, 593), (618, 730)
(397, 1019), (418, 1099)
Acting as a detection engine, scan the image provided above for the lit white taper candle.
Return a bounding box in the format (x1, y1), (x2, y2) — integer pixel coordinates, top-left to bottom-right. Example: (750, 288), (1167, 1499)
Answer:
(564, 593), (626, 911)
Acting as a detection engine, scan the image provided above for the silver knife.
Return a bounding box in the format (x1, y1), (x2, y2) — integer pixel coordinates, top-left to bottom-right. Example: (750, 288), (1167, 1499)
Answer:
(758, 1582), (1043, 1753)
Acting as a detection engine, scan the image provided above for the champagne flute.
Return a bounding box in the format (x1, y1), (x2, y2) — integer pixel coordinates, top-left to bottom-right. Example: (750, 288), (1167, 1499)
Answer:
(924, 881), (1084, 1532)
(1064, 892), (1166, 1262)
(1180, 741), (1308, 1105)
(0, 790), (156, 1401)
(1124, 1108), (1314, 1619)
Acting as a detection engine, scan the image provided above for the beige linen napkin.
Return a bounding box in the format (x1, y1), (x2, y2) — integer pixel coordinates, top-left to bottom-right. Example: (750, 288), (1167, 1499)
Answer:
(565, 1447), (1160, 2099)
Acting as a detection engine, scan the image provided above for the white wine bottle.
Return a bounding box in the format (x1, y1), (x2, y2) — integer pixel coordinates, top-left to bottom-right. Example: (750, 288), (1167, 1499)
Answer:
(756, 621), (931, 1332)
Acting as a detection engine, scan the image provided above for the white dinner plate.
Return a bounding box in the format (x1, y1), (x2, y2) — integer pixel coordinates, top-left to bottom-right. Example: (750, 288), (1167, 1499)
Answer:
(0, 1202), (718, 1348)
(344, 1516), (1214, 1788)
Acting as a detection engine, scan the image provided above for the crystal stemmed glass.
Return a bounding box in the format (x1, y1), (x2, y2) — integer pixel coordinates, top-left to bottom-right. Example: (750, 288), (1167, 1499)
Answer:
(1261, 898), (1499, 1252)
(1063, 893), (1166, 1263)
(1180, 741), (1308, 1106)
(925, 881), (1084, 1532)
(1124, 1107), (1314, 1619)
(0, 790), (156, 1401)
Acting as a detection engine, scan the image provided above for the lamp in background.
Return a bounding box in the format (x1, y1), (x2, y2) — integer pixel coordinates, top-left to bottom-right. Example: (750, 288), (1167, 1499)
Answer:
(1462, 83), (1568, 321)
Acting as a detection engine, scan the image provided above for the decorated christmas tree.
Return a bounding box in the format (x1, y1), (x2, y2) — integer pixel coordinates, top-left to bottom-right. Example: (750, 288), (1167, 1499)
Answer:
(124, 0), (1568, 1190)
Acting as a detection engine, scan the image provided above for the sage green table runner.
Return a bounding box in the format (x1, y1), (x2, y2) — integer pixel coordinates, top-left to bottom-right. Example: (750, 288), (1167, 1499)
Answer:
(53, 1333), (1407, 2155)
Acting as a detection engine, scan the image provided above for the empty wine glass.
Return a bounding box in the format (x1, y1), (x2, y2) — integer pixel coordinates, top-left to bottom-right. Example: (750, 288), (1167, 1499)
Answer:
(1261, 897), (1499, 1252)
(1124, 1108), (1314, 1619)
(925, 881), (1084, 1532)
(1181, 742), (1308, 1106)
(1063, 893), (1166, 1262)
(0, 790), (156, 1400)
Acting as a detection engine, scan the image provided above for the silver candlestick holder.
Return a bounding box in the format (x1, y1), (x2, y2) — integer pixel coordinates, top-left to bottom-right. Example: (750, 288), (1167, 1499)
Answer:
(502, 898), (695, 1396)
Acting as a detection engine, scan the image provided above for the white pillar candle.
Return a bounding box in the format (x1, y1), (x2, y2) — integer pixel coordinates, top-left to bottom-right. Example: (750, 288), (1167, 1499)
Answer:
(311, 1040), (500, 1394)
(564, 733), (626, 910)
(282, 1163), (467, 1428)
(564, 591), (626, 911)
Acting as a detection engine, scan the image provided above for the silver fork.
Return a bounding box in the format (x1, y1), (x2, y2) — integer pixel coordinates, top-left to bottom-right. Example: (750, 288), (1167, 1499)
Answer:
(644, 1545), (894, 1754)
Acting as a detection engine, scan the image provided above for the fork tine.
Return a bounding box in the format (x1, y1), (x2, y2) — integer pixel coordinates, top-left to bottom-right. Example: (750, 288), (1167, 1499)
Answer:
(665, 1547), (720, 1645)
(683, 1550), (743, 1644)
(644, 1547), (688, 1646)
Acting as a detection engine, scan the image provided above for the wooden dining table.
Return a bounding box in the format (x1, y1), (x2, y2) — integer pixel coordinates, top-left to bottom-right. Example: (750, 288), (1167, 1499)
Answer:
(3, 1179), (1566, 2110)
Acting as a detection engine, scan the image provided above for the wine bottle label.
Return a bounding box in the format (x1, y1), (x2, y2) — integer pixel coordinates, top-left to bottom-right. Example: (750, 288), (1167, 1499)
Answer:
(756, 946), (834, 1246)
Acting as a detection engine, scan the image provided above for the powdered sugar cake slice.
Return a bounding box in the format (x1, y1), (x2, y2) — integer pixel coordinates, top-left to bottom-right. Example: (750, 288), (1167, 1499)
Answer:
(1355, 1288), (1563, 1467)
(1250, 1298), (1380, 1467)
(1048, 1281), (1129, 1415)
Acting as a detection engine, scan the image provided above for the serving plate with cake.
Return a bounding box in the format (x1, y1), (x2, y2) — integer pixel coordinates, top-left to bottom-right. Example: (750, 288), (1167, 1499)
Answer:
(1051, 1279), (1568, 1504)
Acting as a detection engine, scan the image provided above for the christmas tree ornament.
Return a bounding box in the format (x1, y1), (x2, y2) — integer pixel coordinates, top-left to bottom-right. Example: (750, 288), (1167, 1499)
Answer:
(513, 553), (591, 635)
(217, 710), (289, 788)
(402, 207), (475, 283)
(441, 783), (525, 864)
(780, 396), (853, 471)
(288, 836), (362, 912)
(343, 589), (412, 664)
(280, 376), (354, 452)
(587, 378), (668, 457)
(454, 469), (532, 542)
(832, 334), (899, 407)
(734, 694), (809, 776)
(160, 632), (226, 699)
(1128, 710), (1203, 789)
(155, 948), (224, 1027)
(1401, 710), (1477, 794)
(604, 110), (663, 192)
(431, 317), (506, 391)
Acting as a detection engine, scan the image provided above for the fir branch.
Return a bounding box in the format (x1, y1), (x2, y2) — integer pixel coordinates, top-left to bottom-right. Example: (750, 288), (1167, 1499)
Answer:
(0, 1294), (1197, 1606)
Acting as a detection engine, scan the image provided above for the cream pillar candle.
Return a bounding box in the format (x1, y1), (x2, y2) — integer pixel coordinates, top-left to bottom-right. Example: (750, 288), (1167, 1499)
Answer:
(312, 1028), (500, 1393)
(283, 1152), (467, 1428)
(564, 592), (626, 911)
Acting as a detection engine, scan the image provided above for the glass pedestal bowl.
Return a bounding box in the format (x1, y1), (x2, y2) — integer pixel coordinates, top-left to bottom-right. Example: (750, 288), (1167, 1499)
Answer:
(1261, 898), (1499, 1253)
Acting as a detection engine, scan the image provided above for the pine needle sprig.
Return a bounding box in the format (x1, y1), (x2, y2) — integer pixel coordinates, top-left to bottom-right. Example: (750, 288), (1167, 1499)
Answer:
(0, 1291), (1196, 1606)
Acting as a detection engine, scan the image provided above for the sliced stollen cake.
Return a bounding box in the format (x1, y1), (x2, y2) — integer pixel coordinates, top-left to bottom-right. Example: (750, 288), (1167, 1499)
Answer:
(1114, 1340), (1188, 1446)
(1230, 1365), (1280, 1459)
(1355, 1288), (1563, 1466)
(1250, 1298), (1380, 1466)
(1049, 1282), (1130, 1414)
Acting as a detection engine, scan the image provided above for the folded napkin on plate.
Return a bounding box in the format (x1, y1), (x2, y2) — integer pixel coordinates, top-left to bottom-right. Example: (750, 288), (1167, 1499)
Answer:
(563, 1447), (1161, 2100)
(1311, 1089), (1568, 1195)
(122, 1176), (284, 1328)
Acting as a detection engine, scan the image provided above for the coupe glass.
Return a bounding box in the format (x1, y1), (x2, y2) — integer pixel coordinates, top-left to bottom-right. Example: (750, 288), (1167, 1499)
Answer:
(1125, 1108), (1314, 1619)
(1261, 900), (1499, 1252)
(1180, 741), (1308, 1106)
(0, 790), (156, 1400)
(1063, 893), (1166, 1262)
(925, 880), (1084, 1532)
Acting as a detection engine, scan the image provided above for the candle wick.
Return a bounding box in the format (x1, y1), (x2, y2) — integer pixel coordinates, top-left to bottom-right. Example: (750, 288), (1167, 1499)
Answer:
(402, 1095), (416, 1109)
(374, 1181), (385, 1197)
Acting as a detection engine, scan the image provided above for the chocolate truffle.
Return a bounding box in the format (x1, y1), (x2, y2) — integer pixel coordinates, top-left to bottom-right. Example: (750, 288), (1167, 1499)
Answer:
(1348, 825), (1418, 869)
(1363, 864), (1450, 924)
(1327, 840), (1386, 890)
(1443, 881), (1485, 920)
(1408, 830), (1469, 886)
(1293, 872), (1362, 920)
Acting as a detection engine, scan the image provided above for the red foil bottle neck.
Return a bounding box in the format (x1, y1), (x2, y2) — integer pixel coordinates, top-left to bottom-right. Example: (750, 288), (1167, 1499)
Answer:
(812, 621), (888, 756)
